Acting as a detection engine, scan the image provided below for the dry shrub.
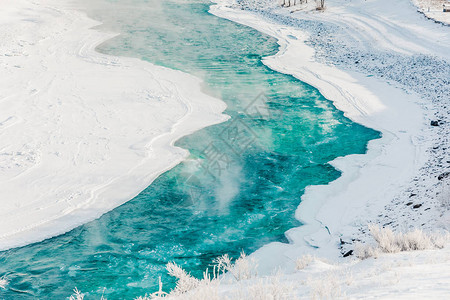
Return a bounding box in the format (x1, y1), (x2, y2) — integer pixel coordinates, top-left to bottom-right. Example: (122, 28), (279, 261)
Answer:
(306, 272), (342, 300)
(245, 276), (297, 300)
(356, 224), (449, 259)
(214, 252), (258, 281)
(134, 252), (258, 299)
(166, 262), (201, 295)
(295, 254), (315, 270)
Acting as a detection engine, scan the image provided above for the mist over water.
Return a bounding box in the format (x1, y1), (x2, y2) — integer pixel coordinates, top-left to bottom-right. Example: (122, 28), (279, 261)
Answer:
(0, 0), (380, 299)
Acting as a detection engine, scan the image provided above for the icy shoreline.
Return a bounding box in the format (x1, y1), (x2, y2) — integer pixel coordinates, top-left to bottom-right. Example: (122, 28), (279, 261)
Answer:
(211, 0), (449, 270)
(0, 0), (228, 250)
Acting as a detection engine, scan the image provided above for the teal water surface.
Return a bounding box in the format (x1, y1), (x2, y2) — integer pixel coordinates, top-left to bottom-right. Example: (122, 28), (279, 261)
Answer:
(0, 0), (380, 299)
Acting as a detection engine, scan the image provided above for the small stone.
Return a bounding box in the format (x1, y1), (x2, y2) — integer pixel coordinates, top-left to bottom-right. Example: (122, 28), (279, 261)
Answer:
(430, 120), (439, 126)
(406, 202), (413, 206)
(343, 250), (353, 257)
(409, 193), (417, 198)
(413, 204), (422, 209)
(438, 172), (450, 180)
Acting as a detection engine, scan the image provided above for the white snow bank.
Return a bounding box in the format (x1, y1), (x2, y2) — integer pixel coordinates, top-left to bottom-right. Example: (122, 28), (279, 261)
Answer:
(0, 0), (228, 250)
(136, 228), (450, 299)
(161, 243), (450, 299)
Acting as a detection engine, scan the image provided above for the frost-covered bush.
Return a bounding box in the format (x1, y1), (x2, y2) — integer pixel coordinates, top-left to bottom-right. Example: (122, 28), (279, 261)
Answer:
(69, 288), (85, 300)
(369, 225), (402, 253)
(306, 272), (342, 300)
(355, 243), (381, 260)
(166, 262), (201, 295)
(356, 225), (449, 259)
(214, 252), (258, 281)
(295, 254), (315, 270)
(239, 276), (297, 300)
(134, 252), (258, 299)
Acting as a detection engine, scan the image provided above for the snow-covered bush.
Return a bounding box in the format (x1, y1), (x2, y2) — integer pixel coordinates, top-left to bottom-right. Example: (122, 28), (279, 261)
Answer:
(306, 272), (341, 300)
(69, 288), (85, 300)
(141, 277), (168, 299)
(295, 254), (315, 270)
(166, 262), (201, 295)
(241, 275), (297, 300)
(133, 252), (258, 299)
(230, 253), (258, 281)
(355, 243), (381, 260)
(369, 225), (403, 253)
(356, 225), (449, 259)
(214, 252), (258, 281)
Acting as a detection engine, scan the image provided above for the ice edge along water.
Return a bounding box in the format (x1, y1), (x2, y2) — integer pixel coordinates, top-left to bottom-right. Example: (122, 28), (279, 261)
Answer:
(0, 0), (228, 250)
(210, 0), (435, 271)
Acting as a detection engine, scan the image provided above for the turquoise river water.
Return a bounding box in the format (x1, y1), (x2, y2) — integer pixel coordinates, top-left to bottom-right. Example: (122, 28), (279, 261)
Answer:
(0, 0), (380, 299)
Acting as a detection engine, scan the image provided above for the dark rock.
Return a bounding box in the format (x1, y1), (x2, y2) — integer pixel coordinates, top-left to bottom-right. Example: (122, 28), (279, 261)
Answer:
(406, 202), (413, 206)
(413, 204), (422, 209)
(438, 172), (450, 180)
(430, 120), (439, 126)
(343, 250), (353, 257)
(409, 193), (417, 197)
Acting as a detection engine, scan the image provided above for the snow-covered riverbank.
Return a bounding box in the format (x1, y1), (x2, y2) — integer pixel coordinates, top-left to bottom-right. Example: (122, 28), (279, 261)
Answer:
(211, 0), (450, 268)
(0, 0), (228, 250)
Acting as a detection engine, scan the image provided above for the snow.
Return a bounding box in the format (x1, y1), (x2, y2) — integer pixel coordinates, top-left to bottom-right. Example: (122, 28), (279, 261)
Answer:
(226, 243), (450, 299)
(148, 240), (450, 299)
(0, 0), (228, 250)
(210, 0), (450, 274)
